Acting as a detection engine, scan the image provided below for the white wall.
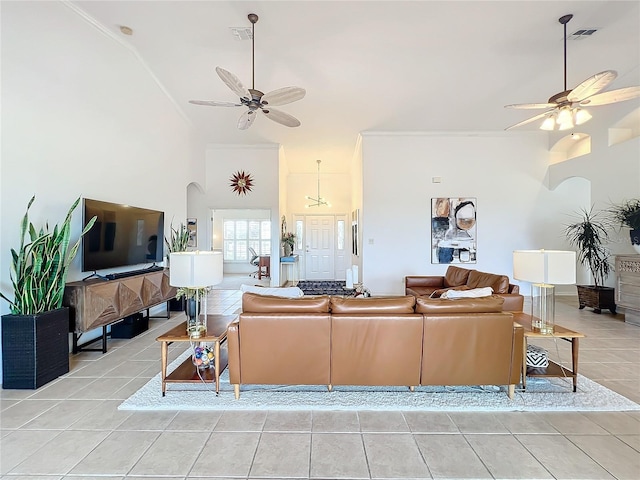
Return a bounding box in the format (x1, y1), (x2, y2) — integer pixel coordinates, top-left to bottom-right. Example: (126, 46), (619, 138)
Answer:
(360, 132), (587, 296)
(187, 144), (281, 285)
(0, 2), (198, 383)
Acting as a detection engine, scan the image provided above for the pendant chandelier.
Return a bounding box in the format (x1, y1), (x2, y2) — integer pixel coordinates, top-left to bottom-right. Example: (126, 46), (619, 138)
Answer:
(305, 160), (330, 208)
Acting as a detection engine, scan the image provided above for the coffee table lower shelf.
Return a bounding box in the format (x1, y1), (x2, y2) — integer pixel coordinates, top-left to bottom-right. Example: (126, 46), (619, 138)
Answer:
(526, 360), (575, 382)
(165, 349), (229, 385)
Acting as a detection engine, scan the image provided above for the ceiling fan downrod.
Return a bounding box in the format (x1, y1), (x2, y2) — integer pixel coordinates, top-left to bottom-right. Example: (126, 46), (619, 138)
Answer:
(248, 13), (258, 91)
(559, 14), (573, 93)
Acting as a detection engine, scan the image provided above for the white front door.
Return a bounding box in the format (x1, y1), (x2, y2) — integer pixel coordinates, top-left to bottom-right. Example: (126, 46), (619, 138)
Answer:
(305, 215), (335, 280)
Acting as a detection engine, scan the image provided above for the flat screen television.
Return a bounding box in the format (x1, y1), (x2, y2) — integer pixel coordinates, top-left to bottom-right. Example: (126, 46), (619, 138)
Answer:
(82, 198), (165, 272)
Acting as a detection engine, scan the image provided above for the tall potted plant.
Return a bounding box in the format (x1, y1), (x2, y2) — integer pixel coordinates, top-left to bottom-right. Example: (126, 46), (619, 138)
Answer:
(1, 196), (96, 389)
(564, 207), (616, 314)
(608, 198), (640, 254)
(164, 222), (190, 311)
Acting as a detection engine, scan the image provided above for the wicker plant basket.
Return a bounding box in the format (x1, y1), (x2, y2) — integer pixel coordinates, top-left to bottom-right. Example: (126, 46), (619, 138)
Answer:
(576, 285), (617, 314)
(1, 307), (70, 389)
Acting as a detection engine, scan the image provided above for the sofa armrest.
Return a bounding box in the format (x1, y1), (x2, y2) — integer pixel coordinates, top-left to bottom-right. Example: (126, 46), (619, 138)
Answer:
(500, 293), (524, 312)
(227, 319), (240, 384)
(405, 276), (444, 296)
(508, 284), (520, 294)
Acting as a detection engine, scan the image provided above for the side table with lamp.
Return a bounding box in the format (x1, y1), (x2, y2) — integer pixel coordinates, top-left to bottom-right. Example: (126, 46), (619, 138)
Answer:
(156, 251), (236, 396)
(513, 249), (585, 391)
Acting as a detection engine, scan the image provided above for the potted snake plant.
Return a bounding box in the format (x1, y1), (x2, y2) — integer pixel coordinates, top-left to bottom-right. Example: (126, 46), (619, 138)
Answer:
(564, 207), (616, 314)
(164, 222), (190, 311)
(0, 196), (96, 389)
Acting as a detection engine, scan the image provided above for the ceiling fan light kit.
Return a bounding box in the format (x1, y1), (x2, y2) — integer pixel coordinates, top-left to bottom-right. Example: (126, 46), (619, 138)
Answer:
(189, 13), (306, 130)
(505, 13), (640, 131)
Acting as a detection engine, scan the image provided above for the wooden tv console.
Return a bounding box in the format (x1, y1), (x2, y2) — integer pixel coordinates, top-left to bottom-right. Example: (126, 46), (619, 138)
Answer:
(63, 269), (176, 353)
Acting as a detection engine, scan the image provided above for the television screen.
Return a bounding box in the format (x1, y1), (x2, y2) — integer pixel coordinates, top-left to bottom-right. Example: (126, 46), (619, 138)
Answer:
(82, 198), (165, 272)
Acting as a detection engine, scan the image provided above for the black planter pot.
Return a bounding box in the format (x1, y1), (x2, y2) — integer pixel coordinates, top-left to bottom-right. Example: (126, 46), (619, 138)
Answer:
(169, 297), (185, 312)
(2, 307), (70, 389)
(576, 285), (617, 314)
(631, 229), (640, 254)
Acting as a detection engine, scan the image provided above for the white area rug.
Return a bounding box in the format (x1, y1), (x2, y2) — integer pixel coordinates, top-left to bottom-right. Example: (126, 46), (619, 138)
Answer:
(119, 349), (640, 412)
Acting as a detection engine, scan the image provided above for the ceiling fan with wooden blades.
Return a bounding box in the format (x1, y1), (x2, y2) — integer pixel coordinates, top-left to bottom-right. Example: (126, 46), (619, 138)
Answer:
(505, 14), (640, 131)
(189, 13), (306, 130)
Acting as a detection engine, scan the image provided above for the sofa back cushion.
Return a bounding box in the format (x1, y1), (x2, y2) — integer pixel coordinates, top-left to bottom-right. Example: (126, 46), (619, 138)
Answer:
(415, 295), (504, 313)
(330, 295), (416, 314)
(467, 270), (510, 293)
(444, 266), (472, 287)
(242, 292), (330, 313)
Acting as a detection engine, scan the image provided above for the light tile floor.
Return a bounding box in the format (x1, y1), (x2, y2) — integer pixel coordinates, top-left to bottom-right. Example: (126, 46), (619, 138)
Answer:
(1, 291), (639, 479)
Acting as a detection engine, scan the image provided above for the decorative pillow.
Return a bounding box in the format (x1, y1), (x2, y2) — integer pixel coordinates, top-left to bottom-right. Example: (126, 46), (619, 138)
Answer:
(240, 284), (304, 298)
(440, 286), (493, 299)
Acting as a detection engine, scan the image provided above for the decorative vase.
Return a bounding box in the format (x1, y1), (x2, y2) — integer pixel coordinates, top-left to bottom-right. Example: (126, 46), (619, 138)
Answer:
(630, 229), (640, 254)
(283, 243), (293, 257)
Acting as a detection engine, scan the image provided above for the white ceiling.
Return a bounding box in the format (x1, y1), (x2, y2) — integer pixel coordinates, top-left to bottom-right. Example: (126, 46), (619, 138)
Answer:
(71, 1), (640, 174)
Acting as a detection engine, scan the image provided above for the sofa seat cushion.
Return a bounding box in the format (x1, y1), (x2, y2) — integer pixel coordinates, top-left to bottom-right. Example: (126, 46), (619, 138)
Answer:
(415, 295), (504, 313)
(443, 265), (472, 287)
(467, 270), (510, 294)
(330, 295), (416, 314)
(242, 292), (330, 313)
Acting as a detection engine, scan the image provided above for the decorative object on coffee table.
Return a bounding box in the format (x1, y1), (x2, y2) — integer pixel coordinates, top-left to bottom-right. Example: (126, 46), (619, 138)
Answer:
(564, 207), (616, 314)
(513, 249), (576, 334)
(169, 251), (223, 338)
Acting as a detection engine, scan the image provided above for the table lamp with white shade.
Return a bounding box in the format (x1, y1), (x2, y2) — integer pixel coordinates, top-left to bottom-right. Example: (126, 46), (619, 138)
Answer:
(513, 249), (576, 334)
(169, 251), (223, 338)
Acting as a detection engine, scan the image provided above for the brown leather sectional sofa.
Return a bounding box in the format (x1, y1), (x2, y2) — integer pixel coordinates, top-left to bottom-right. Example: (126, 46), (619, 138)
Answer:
(405, 265), (524, 311)
(227, 292), (524, 399)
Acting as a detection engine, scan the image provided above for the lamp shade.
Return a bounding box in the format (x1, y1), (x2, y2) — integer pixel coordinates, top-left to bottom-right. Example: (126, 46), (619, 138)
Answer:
(513, 250), (576, 285)
(169, 251), (223, 288)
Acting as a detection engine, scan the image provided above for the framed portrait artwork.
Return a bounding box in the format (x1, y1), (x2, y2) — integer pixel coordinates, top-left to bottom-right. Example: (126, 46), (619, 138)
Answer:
(431, 197), (477, 264)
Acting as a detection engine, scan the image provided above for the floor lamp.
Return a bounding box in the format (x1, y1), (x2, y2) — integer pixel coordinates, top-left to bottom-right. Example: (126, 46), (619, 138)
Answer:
(169, 251), (224, 338)
(513, 250), (576, 334)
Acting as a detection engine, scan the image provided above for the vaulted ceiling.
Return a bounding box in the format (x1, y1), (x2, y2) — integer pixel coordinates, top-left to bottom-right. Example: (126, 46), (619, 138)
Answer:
(72, 1), (640, 173)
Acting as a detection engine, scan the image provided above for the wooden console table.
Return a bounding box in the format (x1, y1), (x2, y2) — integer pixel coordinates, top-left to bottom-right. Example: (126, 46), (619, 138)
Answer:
(156, 314), (236, 396)
(63, 269), (176, 353)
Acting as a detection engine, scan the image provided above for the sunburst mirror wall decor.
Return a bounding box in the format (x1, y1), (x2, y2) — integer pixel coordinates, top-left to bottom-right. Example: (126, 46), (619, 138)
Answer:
(229, 171), (254, 196)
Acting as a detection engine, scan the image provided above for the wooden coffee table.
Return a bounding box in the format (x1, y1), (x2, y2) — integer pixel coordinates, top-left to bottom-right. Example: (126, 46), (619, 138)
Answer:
(156, 314), (236, 396)
(513, 312), (585, 392)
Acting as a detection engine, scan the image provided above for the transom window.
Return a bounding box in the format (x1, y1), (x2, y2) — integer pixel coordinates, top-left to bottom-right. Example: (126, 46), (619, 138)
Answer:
(223, 219), (271, 261)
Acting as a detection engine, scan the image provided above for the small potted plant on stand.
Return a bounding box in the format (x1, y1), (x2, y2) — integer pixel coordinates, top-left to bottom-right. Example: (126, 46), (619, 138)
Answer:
(564, 207), (616, 314)
(165, 222), (190, 311)
(0, 196), (96, 389)
(281, 232), (296, 257)
(608, 198), (640, 254)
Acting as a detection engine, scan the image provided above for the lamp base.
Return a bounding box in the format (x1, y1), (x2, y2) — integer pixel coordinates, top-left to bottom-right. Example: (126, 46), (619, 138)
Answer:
(187, 325), (207, 338)
(531, 283), (555, 334)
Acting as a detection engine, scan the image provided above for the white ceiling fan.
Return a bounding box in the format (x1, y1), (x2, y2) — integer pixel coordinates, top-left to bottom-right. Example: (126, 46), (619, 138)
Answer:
(505, 14), (640, 131)
(189, 13), (305, 130)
